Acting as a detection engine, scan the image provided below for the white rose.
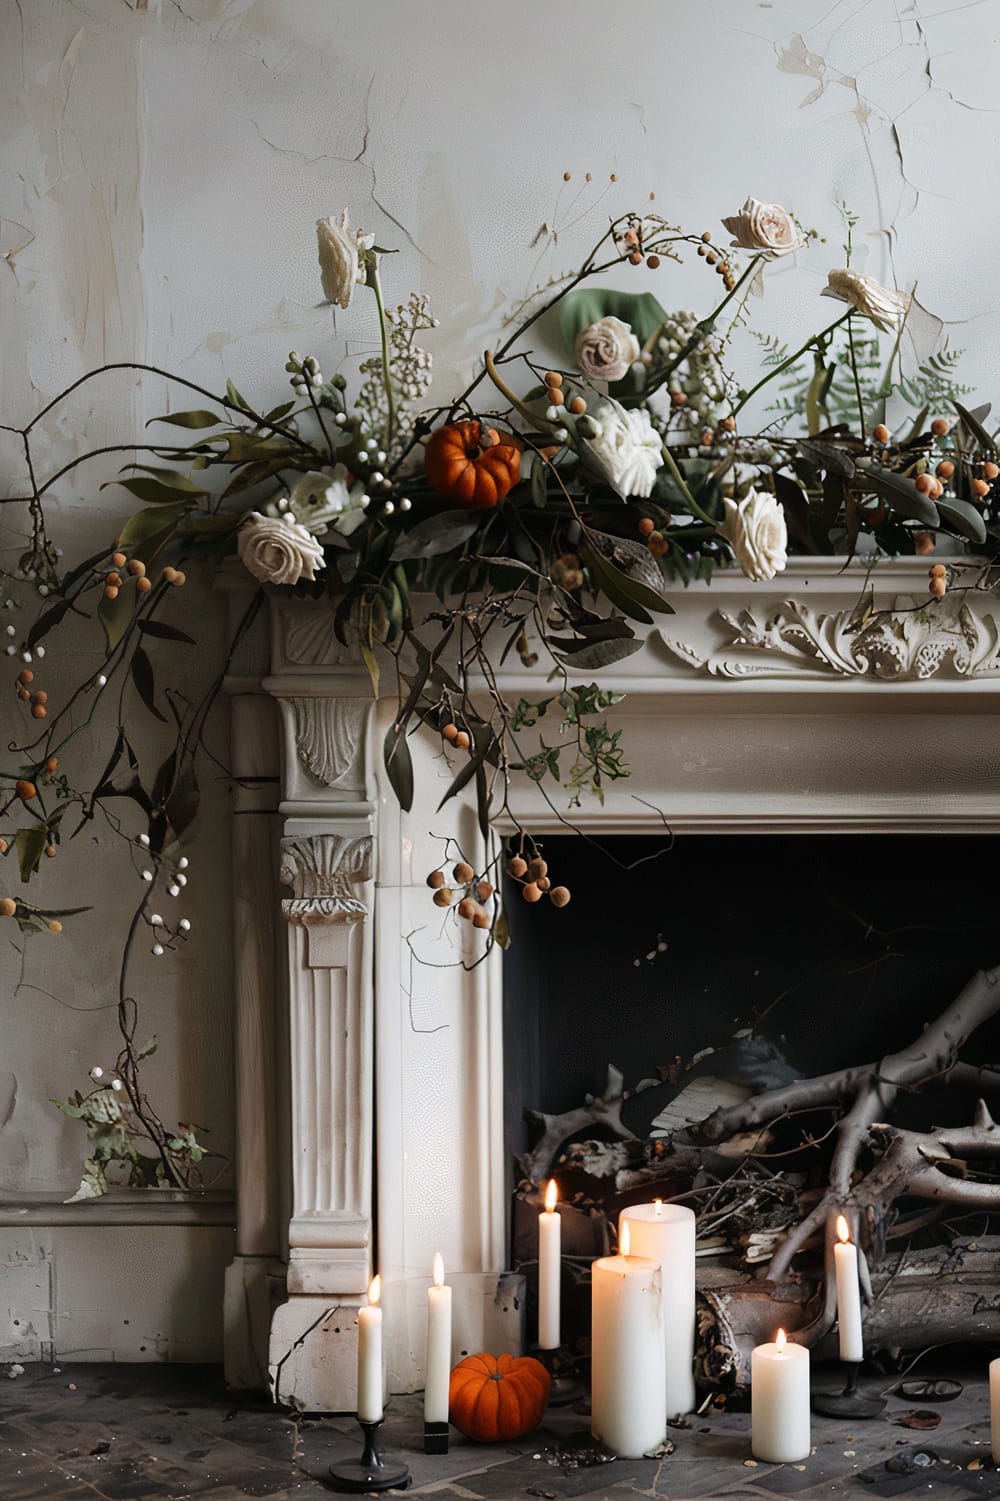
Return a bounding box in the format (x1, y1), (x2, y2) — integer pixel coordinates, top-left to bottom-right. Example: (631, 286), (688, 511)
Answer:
(316, 210), (375, 311)
(583, 399), (663, 499)
(574, 316), (641, 383)
(820, 268), (911, 333)
(237, 512), (326, 586)
(721, 197), (805, 259)
(277, 467), (370, 538)
(718, 488), (788, 583)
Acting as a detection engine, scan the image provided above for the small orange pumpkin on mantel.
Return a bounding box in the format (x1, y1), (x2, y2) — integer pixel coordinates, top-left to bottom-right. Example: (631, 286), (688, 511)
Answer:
(424, 420), (521, 509)
(448, 1351), (550, 1441)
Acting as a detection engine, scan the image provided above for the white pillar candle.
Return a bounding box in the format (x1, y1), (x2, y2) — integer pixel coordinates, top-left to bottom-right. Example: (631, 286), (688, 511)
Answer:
(424, 1252), (452, 1425)
(620, 1200), (696, 1416)
(591, 1221), (666, 1458)
(833, 1215), (864, 1363)
(751, 1328), (810, 1463)
(538, 1178), (561, 1350)
(990, 1357), (1000, 1462)
(357, 1275), (383, 1422)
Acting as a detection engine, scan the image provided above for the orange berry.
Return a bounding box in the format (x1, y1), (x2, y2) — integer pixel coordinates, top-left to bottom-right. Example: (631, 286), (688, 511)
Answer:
(44, 757), (57, 773)
(457, 897), (477, 920)
(628, 250), (643, 265)
(522, 882), (542, 903)
(17, 669), (33, 685)
(426, 870), (445, 889)
(527, 858), (548, 882)
(472, 910), (491, 930)
(16, 687), (29, 702)
(936, 460), (954, 479)
(913, 532), (935, 556)
(670, 391), (687, 407)
(638, 518), (655, 538)
(624, 230), (638, 246)
(32, 690), (48, 705)
(549, 886), (572, 908)
(984, 461), (1000, 480)
(127, 558), (146, 576)
(31, 704), (46, 719)
(48, 919), (62, 933)
(931, 418), (950, 437)
(507, 855), (528, 878)
(432, 887), (453, 908)
(171, 571), (186, 586)
(929, 563), (947, 578)
(0, 897), (16, 917)
(568, 396), (587, 415)
(104, 585), (119, 600)
(647, 254), (660, 269)
(106, 571), (122, 588)
(453, 861), (474, 883)
(0, 839), (7, 854)
(112, 551), (127, 567)
(873, 424), (890, 445)
(476, 880), (494, 901)
(647, 532), (668, 559)
(973, 477), (990, 497)
(537, 876), (551, 892)
(45, 844), (56, 858)
(914, 473), (933, 495)
(441, 722), (459, 742)
(137, 576), (152, 593)
(927, 478), (944, 500)
(453, 731), (471, 751)
(162, 567), (179, 584)
(929, 576), (947, 598)
(15, 780), (36, 802)
(544, 371), (563, 388)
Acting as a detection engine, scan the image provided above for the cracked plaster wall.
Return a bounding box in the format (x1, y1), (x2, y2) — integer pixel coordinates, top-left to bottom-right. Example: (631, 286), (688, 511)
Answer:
(1, 0), (998, 1359)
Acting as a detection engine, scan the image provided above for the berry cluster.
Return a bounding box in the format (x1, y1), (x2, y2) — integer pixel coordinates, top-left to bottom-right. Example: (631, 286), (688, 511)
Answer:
(695, 231), (736, 292)
(13, 666), (48, 720)
(928, 562), (948, 599)
(505, 849), (570, 908)
(426, 861), (495, 929)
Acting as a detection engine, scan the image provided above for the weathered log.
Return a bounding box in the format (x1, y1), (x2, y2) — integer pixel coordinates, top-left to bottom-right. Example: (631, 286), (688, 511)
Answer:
(697, 1236), (1000, 1391)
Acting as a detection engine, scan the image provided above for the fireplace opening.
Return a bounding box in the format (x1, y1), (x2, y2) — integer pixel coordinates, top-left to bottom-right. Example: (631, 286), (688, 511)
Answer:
(502, 833), (1000, 1379)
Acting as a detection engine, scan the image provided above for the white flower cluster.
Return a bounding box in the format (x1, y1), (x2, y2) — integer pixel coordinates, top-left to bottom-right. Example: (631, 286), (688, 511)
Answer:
(266, 466), (370, 540)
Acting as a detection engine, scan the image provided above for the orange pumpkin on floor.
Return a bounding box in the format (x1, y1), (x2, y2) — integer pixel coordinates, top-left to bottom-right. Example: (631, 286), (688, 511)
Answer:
(448, 1352), (550, 1441)
(424, 420), (521, 508)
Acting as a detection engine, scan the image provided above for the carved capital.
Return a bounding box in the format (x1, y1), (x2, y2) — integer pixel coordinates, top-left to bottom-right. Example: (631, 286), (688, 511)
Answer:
(279, 835), (373, 927)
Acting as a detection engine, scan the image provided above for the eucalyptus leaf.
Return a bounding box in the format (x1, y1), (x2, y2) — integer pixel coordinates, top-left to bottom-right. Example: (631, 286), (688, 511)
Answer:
(16, 825), (48, 882)
(149, 409), (222, 430)
(552, 635), (645, 670)
(131, 645), (166, 723)
(935, 495), (988, 545)
(852, 463), (940, 526)
(28, 597), (73, 648)
(390, 511), (483, 560)
(98, 588), (133, 653)
(111, 476), (208, 506)
(383, 719), (414, 812)
(954, 401), (996, 452)
(137, 619), (196, 645)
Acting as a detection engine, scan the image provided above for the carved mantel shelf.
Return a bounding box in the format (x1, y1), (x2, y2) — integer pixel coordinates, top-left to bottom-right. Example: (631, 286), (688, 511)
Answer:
(218, 556), (1000, 1408)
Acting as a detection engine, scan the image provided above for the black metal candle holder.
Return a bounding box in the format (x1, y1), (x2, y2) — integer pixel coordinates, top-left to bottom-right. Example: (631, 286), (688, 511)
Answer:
(423, 1419), (449, 1455)
(535, 1344), (585, 1408)
(811, 1361), (886, 1420)
(328, 1417), (411, 1492)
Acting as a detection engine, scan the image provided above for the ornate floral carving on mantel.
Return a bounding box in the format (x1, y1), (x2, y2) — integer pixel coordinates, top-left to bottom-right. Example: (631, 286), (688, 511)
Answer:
(290, 697), (368, 794)
(658, 591), (1000, 680)
(279, 834), (372, 925)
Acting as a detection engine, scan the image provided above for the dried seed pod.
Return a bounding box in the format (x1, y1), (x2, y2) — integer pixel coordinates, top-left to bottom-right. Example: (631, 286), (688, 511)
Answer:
(426, 870), (446, 889)
(453, 862), (475, 883)
(527, 858), (548, 882)
(432, 886), (453, 908)
(549, 886), (572, 908)
(506, 855), (528, 878)
(522, 882), (542, 903)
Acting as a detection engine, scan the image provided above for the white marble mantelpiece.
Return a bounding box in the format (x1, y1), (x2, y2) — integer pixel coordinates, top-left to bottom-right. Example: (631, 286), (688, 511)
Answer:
(222, 558), (1000, 1409)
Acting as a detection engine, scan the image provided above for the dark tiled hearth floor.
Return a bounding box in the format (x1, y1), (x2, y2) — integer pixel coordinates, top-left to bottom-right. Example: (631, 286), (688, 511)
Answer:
(2, 1361), (1000, 1499)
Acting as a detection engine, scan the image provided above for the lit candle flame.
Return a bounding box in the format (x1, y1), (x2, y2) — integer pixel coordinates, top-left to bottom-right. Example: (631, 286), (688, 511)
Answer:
(544, 1179), (558, 1214)
(369, 1274), (381, 1306)
(836, 1214), (851, 1244)
(775, 1327), (787, 1353)
(620, 1220), (631, 1257)
(432, 1252), (444, 1287)
(654, 1198), (663, 1217)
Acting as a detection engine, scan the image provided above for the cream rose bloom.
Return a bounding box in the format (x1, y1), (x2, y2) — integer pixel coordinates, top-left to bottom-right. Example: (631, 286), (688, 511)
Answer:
(316, 210), (375, 311)
(237, 512), (326, 586)
(721, 197), (805, 259)
(820, 269), (911, 333)
(584, 399), (663, 498)
(574, 316), (641, 383)
(718, 488), (788, 582)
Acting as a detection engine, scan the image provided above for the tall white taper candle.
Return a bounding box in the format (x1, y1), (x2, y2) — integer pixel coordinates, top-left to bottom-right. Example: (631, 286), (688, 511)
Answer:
(620, 1200), (696, 1415)
(357, 1275), (383, 1422)
(538, 1178), (561, 1350)
(833, 1215), (864, 1363)
(990, 1357), (1000, 1462)
(424, 1252), (452, 1425)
